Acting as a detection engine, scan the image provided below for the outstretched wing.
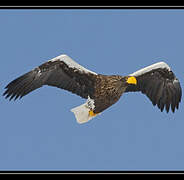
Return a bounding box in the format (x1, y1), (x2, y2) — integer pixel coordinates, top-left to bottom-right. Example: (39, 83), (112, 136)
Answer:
(3, 54), (97, 101)
(125, 62), (182, 113)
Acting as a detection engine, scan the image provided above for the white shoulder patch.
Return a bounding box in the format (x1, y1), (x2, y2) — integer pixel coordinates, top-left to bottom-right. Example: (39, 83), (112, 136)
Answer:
(129, 62), (171, 76)
(49, 54), (97, 75)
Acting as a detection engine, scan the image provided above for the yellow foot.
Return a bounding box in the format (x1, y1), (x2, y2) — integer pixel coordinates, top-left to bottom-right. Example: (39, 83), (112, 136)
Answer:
(89, 110), (98, 117)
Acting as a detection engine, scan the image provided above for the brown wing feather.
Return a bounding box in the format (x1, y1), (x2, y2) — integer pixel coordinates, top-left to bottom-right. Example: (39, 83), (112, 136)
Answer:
(125, 68), (182, 113)
(3, 60), (96, 101)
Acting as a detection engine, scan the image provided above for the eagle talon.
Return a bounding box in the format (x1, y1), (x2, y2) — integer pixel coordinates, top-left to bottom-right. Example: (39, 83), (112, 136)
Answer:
(3, 53), (182, 124)
(89, 110), (97, 117)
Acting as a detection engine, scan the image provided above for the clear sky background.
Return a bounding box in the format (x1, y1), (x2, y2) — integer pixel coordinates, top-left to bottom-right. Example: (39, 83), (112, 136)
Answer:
(1, 9), (184, 171)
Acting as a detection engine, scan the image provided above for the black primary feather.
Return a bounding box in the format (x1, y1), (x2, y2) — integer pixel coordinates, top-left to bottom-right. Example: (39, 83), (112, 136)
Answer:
(125, 68), (182, 113)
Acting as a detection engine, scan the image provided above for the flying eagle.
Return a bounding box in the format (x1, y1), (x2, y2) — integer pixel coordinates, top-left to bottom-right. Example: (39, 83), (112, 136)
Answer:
(3, 54), (182, 123)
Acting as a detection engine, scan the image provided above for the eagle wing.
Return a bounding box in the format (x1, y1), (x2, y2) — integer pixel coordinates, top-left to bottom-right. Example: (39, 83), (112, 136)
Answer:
(125, 62), (182, 113)
(3, 54), (97, 101)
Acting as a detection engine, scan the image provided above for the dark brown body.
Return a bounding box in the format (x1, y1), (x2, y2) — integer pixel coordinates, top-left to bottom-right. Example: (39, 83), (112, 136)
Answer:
(3, 56), (181, 114)
(92, 75), (128, 113)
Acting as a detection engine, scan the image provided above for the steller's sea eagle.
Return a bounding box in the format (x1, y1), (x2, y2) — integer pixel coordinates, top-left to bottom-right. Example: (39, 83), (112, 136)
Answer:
(3, 54), (182, 123)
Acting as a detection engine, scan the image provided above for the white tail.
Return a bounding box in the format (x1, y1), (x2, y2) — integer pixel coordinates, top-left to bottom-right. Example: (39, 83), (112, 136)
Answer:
(70, 97), (100, 124)
(70, 103), (93, 124)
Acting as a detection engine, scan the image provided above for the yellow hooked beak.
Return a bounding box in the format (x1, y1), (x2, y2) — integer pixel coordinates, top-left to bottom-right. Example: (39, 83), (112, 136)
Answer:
(126, 76), (137, 85)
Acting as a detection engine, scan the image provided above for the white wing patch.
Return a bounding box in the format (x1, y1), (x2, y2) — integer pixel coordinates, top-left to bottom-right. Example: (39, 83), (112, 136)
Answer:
(49, 54), (97, 75)
(49, 54), (98, 123)
(129, 62), (171, 76)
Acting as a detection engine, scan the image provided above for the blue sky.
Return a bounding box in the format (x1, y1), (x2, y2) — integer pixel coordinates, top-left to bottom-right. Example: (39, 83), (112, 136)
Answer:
(1, 9), (184, 171)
